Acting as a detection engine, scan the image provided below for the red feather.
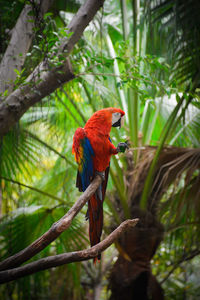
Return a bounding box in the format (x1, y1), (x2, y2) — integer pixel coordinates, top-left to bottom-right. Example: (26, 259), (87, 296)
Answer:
(72, 108), (125, 263)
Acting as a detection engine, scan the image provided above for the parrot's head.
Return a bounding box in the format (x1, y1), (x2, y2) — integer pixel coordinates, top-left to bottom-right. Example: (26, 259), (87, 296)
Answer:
(84, 107), (125, 134)
(111, 109), (125, 128)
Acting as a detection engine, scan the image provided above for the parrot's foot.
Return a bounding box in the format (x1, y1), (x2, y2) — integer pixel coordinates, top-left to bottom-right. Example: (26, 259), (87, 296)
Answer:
(95, 171), (105, 181)
(117, 142), (129, 153)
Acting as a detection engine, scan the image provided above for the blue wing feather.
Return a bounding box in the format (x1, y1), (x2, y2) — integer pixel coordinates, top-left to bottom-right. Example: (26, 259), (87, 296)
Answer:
(80, 137), (94, 191)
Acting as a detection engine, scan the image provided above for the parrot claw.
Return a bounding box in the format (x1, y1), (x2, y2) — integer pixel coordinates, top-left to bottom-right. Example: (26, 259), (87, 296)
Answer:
(117, 142), (129, 153)
(95, 171), (105, 181)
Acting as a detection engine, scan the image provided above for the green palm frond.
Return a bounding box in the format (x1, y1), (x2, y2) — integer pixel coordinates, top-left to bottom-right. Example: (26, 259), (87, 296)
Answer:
(128, 146), (200, 214)
(0, 204), (87, 259)
(150, 94), (200, 147)
(152, 0), (200, 87)
(0, 204), (87, 299)
(1, 128), (39, 179)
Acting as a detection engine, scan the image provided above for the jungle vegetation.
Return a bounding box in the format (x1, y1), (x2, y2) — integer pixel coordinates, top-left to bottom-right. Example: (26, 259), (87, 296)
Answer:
(0, 0), (200, 299)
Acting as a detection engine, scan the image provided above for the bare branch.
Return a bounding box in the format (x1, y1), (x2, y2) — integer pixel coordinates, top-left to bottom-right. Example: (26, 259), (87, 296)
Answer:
(0, 0), (105, 137)
(60, 0), (104, 54)
(0, 175), (102, 272)
(0, 219), (139, 284)
(0, 0), (54, 94)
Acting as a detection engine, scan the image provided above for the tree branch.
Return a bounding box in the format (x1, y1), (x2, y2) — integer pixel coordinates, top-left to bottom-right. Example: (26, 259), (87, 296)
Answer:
(0, 0), (105, 138)
(0, 218), (139, 284)
(0, 58), (74, 138)
(0, 0), (54, 94)
(60, 0), (104, 54)
(0, 175), (102, 272)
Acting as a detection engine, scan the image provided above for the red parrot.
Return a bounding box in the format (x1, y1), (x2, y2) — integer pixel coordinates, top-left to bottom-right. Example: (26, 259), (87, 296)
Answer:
(72, 107), (127, 262)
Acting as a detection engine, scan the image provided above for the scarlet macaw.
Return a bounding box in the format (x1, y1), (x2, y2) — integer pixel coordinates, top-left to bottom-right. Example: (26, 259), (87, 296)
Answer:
(72, 107), (127, 261)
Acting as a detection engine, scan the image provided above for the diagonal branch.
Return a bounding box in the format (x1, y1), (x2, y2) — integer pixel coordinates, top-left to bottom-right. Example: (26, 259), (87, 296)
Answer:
(0, 0), (105, 138)
(0, 55), (74, 138)
(60, 0), (104, 54)
(0, 175), (102, 272)
(0, 218), (139, 284)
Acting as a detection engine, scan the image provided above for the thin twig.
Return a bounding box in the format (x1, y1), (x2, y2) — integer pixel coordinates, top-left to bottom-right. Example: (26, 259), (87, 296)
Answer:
(0, 176), (66, 204)
(77, 72), (167, 90)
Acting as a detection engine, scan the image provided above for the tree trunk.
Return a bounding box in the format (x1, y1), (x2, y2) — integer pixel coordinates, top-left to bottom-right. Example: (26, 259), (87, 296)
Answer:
(0, 0), (54, 94)
(94, 283), (102, 300)
(109, 210), (164, 300)
(109, 146), (200, 299)
(0, 0), (105, 138)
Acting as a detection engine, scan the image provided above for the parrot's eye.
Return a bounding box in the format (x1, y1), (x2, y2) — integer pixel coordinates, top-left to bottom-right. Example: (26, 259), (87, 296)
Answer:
(112, 112), (122, 128)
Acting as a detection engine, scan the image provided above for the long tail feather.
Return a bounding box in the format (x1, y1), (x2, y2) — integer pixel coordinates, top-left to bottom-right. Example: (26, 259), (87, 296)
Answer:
(88, 194), (103, 262)
(87, 167), (109, 263)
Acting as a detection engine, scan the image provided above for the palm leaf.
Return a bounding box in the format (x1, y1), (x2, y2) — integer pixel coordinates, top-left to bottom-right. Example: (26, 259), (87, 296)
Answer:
(151, 0), (200, 87)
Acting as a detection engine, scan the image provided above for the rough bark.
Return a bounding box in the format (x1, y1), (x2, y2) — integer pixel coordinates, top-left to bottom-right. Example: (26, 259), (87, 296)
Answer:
(60, 0), (104, 54)
(0, 58), (74, 137)
(109, 147), (200, 299)
(0, 0), (105, 138)
(0, 219), (139, 284)
(0, 0), (54, 94)
(109, 209), (164, 300)
(0, 175), (102, 272)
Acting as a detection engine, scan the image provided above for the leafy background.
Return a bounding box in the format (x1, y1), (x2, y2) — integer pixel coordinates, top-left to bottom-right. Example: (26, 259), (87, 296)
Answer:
(0, 0), (200, 299)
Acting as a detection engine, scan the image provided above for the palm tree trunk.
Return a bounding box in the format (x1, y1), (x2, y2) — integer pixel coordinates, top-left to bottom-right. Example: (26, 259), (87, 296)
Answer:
(109, 146), (200, 299)
(109, 210), (164, 300)
(94, 283), (102, 300)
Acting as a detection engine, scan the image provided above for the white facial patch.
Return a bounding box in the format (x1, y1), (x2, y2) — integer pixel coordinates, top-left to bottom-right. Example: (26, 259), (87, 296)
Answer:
(121, 115), (124, 127)
(112, 112), (121, 126)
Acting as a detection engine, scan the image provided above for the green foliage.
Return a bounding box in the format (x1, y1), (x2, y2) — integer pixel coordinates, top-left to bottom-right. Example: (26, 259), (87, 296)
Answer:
(0, 205), (86, 299)
(0, 0), (200, 299)
(152, 0), (200, 85)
